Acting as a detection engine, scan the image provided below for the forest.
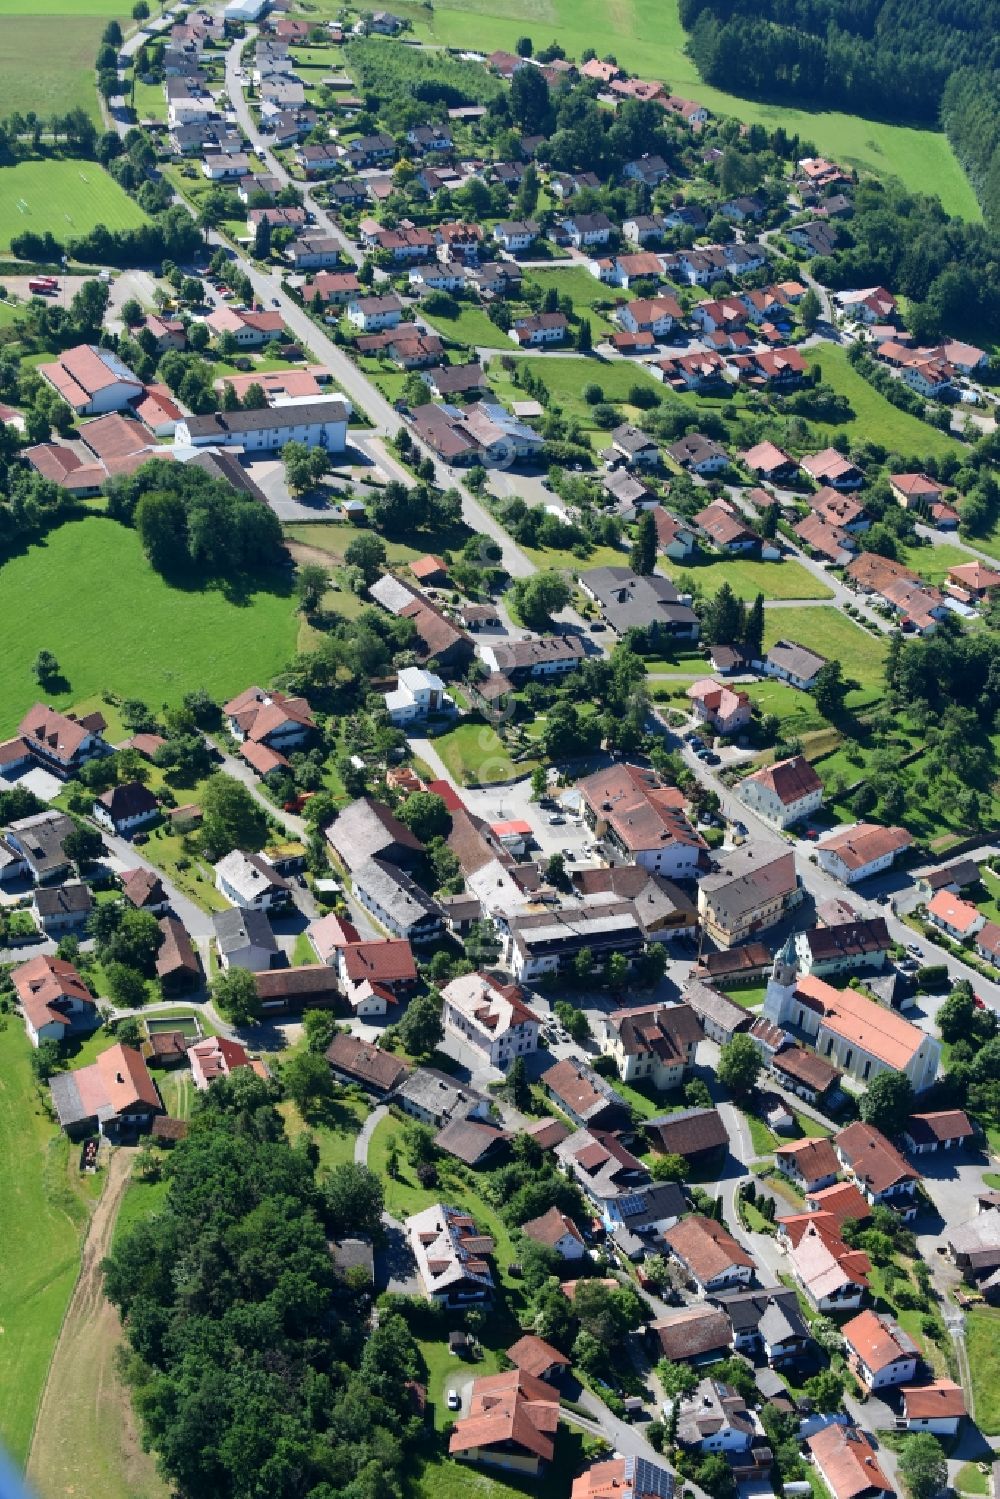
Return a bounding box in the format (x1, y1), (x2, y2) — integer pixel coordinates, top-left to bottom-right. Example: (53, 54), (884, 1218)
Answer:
(680, 0), (996, 120)
(103, 1073), (427, 1499)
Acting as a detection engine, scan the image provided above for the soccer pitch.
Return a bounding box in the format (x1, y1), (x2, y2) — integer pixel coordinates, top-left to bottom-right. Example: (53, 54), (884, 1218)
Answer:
(0, 159), (148, 252)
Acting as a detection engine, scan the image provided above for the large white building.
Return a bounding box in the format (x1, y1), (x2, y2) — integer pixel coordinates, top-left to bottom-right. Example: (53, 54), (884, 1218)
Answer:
(441, 971), (540, 1070)
(384, 666), (452, 726)
(763, 942), (939, 1092)
(815, 822), (912, 885)
(737, 755), (823, 830)
(176, 397), (351, 454)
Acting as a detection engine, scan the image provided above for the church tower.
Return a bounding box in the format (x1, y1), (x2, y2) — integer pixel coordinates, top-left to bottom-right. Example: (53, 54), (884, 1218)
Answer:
(762, 934), (798, 1024)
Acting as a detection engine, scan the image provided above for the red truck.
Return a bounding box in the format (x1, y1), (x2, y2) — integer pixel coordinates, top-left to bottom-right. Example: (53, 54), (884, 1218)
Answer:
(28, 277), (59, 295)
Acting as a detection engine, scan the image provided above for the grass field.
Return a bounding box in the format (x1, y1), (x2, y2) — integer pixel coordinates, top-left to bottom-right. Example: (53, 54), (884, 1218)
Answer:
(363, 0), (979, 219)
(803, 345), (965, 460)
(0, 1023), (96, 1467)
(523, 266), (627, 336)
(0, 12), (122, 125)
(431, 720), (539, 785)
(0, 516), (298, 737)
(488, 354), (667, 451)
(663, 554), (834, 601)
(761, 605), (887, 691)
(0, 158), (148, 252)
(421, 301), (513, 350)
(898, 540), (981, 585)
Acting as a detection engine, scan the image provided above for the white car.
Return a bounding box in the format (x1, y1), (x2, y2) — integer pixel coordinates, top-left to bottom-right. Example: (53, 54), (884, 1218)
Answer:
(446, 1390), (461, 1411)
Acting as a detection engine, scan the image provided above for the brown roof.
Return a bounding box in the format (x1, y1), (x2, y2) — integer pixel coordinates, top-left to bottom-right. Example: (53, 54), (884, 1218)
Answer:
(646, 1107), (727, 1158)
(18, 703), (102, 765)
(151, 1115), (188, 1140)
(506, 1334), (571, 1379)
(808, 1424), (894, 1499)
(434, 1116), (507, 1165)
(775, 1135), (840, 1181)
(121, 867), (167, 909)
(325, 1032), (410, 1092)
(904, 1110), (973, 1146)
(663, 1214), (753, 1282)
(448, 1369), (559, 1462)
(772, 1045), (841, 1095)
(542, 1058), (623, 1123)
(805, 1181), (871, 1229)
(743, 755), (823, 807)
(901, 1381), (965, 1420)
(341, 938), (417, 985)
(843, 1309), (917, 1373)
(837, 1122), (920, 1195)
(156, 916), (201, 980)
(650, 1305), (733, 1361)
(13, 955), (95, 1035)
(520, 1205), (584, 1250)
(524, 1118), (570, 1150)
(255, 965), (339, 1002)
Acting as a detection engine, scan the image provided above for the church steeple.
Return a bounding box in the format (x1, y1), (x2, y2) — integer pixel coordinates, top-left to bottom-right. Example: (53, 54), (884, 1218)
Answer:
(763, 934), (798, 1023)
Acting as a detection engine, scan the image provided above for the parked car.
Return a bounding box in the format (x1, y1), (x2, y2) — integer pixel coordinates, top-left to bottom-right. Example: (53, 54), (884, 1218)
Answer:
(446, 1390), (461, 1411)
(547, 814), (565, 825)
(703, 752), (721, 765)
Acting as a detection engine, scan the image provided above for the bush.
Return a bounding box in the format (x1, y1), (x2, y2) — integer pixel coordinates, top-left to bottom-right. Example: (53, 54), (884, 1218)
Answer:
(583, 383), (604, 404)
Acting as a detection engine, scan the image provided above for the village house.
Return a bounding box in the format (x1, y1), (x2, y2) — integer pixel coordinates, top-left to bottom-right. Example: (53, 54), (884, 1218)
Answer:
(794, 918), (892, 977)
(206, 305), (285, 347)
(653, 509), (697, 560)
(801, 448), (864, 490)
(441, 971), (540, 1070)
(506, 1335), (571, 1385)
(49, 1043), (162, 1138)
(156, 916), (201, 994)
(902, 1111), (974, 1156)
(13, 955), (97, 1048)
(558, 212), (614, 248)
(324, 1032), (410, 1095)
(649, 1305), (733, 1367)
(843, 1309), (920, 1392)
(836, 1121), (922, 1216)
(577, 761), (706, 879)
(571, 865), (698, 943)
(682, 979), (754, 1044)
(808, 1426), (894, 1499)
(686, 679), (753, 736)
(668, 432), (730, 474)
(188, 1035), (268, 1089)
(783, 1217), (870, 1312)
(600, 1002), (702, 1090)
(616, 295), (682, 338)
(520, 1206), (586, 1260)
(715, 1287), (813, 1368)
(92, 782), (159, 837)
(121, 868), (169, 914)
(758, 640), (828, 691)
(351, 858), (444, 944)
(664, 1215), (754, 1295)
(556, 1129), (649, 1217)
(17, 704), (110, 778)
(926, 889), (985, 941)
(737, 755), (824, 830)
(175, 399), (351, 455)
(407, 1202), (495, 1306)
(214, 849), (289, 911)
(694, 500), (761, 554)
(542, 1057), (629, 1130)
(698, 844), (801, 948)
(579, 566), (700, 642)
(448, 1369), (559, 1476)
(645, 1108), (728, 1167)
(384, 666), (453, 726)
(816, 822), (913, 885)
(509, 312), (568, 347)
(213, 906), (278, 972)
(741, 441), (799, 483)
(774, 1136), (840, 1194)
(900, 1382), (966, 1437)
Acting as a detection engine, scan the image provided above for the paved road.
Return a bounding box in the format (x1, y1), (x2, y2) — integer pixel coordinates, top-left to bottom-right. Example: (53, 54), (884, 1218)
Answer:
(100, 826), (217, 938)
(354, 1102), (388, 1165)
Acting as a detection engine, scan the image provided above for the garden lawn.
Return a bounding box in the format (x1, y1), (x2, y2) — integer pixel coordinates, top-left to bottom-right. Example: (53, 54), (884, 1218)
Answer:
(0, 158), (148, 253)
(967, 1306), (1000, 1433)
(278, 1096), (370, 1171)
(488, 354), (666, 453)
(0, 516), (298, 737)
(747, 678), (831, 737)
(956, 1463), (989, 1496)
(379, 0), (979, 218)
(761, 605), (887, 692)
(663, 554), (834, 602)
(0, 1023), (94, 1466)
(803, 344), (965, 460)
(420, 302), (513, 350)
(898, 540), (984, 586)
(431, 721), (539, 786)
(523, 266), (627, 336)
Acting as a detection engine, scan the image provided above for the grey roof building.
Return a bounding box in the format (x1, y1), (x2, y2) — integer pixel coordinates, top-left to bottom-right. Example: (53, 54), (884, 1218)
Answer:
(352, 857), (443, 943)
(325, 796), (423, 872)
(579, 565), (700, 638)
(396, 1066), (490, 1127)
(212, 906), (278, 970)
(7, 810), (77, 882)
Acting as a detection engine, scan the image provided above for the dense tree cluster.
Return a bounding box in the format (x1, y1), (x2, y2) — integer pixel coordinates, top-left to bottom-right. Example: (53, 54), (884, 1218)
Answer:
(106, 461), (282, 580)
(103, 1077), (425, 1499)
(680, 0), (997, 123)
(11, 203), (202, 272)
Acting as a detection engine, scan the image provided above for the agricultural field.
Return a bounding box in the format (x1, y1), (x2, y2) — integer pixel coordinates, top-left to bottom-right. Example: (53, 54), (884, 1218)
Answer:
(0, 1023), (97, 1467)
(0, 9), (120, 126)
(803, 344), (965, 460)
(0, 516), (299, 737)
(0, 158), (148, 253)
(760, 605), (887, 693)
(345, 0), (981, 219)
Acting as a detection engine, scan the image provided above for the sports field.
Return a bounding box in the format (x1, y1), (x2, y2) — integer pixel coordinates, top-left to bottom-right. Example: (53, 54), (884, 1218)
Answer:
(0, 159), (148, 253)
(349, 0), (980, 219)
(0, 516), (298, 736)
